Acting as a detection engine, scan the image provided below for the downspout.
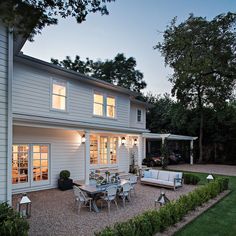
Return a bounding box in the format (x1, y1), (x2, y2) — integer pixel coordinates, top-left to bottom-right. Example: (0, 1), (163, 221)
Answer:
(7, 27), (13, 205)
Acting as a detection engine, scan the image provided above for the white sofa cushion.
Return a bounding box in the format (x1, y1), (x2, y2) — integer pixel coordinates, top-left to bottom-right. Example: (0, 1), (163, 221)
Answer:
(156, 179), (174, 186)
(141, 178), (159, 184)
(158, 171), (170, 181)
(149, 170), (159, 179)
(169, 172), (179, 182)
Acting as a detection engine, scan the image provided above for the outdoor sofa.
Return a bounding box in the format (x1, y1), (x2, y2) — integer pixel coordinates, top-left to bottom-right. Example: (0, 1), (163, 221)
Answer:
(140, 169), (184, 190)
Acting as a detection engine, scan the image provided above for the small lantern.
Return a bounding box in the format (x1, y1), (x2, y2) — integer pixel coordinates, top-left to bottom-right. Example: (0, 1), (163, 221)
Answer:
(134, 138), (138, 146)
(121, 137), (126, 145)
(81, 134), (86, 144)
(155, 191), (170, 207)
(17, 193), (31, 218)
(206, 174), (214, 182)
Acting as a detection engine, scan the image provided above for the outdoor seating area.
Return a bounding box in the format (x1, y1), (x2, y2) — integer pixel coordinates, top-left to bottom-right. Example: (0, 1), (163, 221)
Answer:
(12, 181), (196, 236)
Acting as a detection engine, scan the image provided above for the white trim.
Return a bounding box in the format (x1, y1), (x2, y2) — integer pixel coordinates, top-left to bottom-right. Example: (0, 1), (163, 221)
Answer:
(7, 28), (13, 205)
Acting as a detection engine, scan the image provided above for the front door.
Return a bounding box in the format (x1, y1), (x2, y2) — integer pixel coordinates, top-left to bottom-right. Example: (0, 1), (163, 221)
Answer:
(12, 144), (50, 190)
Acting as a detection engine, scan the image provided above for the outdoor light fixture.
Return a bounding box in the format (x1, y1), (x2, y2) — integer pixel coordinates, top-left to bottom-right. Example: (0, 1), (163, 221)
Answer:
(17, 193), (31, 218)
(206, 174), (214, 182)
(121, 137), (126, 145)
(155, 191), (170, 207)
(81, 134), (86, 144)
(134, 138), (138, 146)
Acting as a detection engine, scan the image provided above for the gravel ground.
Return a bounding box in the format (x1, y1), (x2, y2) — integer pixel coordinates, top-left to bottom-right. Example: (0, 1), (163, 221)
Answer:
(13, 183), (196, 236)
(167, 164), (236, 176)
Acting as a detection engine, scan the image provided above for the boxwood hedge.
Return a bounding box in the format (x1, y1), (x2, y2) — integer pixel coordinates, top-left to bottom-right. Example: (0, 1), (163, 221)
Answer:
(96, 177), (229, 236)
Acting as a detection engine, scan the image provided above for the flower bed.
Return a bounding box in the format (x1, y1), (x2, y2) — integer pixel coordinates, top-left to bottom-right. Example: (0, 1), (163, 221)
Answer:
(96, 178), (229, 236)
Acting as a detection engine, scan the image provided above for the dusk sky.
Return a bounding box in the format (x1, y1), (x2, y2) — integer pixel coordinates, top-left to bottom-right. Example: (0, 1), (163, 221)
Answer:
(22, 0), (236, 95)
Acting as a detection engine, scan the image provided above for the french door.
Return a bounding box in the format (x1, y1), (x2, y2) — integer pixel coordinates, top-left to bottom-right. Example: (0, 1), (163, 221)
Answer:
(100, 137), (118, 165)
(12, 144), (50, 190)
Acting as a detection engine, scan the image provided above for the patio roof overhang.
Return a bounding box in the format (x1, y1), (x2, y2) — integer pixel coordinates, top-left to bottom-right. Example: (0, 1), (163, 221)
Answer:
(142, 133), (198, 141)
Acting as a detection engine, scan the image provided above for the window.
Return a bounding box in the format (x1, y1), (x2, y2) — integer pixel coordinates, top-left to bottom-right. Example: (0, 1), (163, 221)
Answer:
(107, 96), (116, 118)
(12, 145), (29, 184)
(90, 136), (118, 165)
(90, 136), (98, 164)
(32, 145), (49, 181)
(93, 93), (104, 116)
(52, 79), (67, 110)
(137, 109), (142, 122)
(93, 92), (116, 118)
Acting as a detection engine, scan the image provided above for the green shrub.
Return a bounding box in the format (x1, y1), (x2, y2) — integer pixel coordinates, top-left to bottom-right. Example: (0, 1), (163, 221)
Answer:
(0, 203), (29, 236)
(96, 177), (229, 236)
(183, 173), (201, 185)
(59, 170), (70, 179)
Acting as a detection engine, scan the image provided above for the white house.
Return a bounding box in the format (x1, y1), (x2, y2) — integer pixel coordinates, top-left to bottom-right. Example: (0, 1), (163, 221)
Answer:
(0, 21), (197, 205)
(0, 22), (152, 204)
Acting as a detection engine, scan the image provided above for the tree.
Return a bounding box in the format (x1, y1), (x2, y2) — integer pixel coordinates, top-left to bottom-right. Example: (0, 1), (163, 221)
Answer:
(51, 53), (147, 92)
(155, 12), (236, 162)
(0, 0), (114, 40)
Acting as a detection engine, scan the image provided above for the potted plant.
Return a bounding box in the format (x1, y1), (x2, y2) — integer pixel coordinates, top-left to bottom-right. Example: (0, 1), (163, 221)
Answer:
(58, 170), (73, 191)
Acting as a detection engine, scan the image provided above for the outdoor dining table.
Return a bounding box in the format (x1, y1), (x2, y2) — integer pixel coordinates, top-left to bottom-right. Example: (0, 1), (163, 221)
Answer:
(79, 179), (129, 213)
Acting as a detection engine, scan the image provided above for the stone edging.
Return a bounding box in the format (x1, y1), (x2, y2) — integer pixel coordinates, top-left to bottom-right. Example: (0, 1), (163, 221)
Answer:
(156, 190), (231, 236)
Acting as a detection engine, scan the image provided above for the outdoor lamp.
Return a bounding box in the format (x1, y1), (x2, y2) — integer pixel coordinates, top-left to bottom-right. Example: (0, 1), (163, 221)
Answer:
(121, 137), (126, 145)
(134, 138), (138, 146)
(81, 134), (86, 144)
(155, 191), (170, 207)
(206, 174), (214, 182)
(17, 193), (31, 218)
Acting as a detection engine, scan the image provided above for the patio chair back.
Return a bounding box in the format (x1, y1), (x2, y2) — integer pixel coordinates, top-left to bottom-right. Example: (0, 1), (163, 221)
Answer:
(129, 175), (138, 185)
(73, 186), (87, 202)
(106, 185), (118, 201)
(121, 182), (131, 197)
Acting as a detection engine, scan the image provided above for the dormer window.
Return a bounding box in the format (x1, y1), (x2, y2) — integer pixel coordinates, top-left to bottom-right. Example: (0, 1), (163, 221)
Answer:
(52, 79), (67, 111)
(137, 109), (142, 122)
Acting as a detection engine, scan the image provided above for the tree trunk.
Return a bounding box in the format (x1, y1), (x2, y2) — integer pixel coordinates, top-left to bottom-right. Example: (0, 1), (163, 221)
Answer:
(198, 111), (203, 163)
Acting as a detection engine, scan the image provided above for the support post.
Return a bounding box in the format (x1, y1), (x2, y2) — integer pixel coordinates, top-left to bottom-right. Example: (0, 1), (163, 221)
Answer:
(137, 135), (142, 169)
(190, 140), (194, 165)
(161, 137), (165, 146)
(84, 130), (90, 185)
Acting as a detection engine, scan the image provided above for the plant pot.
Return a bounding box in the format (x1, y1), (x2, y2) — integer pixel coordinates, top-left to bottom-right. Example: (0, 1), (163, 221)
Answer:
(58, 178), (73, 191)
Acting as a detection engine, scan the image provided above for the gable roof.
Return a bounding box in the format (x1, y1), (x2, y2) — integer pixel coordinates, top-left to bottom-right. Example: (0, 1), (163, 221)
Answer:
(14, 53), (141, 97)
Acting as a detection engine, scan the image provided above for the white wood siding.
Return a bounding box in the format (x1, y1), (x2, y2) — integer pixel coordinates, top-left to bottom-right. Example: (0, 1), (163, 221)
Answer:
(130, 103), (146, 129)
(13, 126), (85, 193)
(13, 63), (131, 128)
(0, 23), (8, 201)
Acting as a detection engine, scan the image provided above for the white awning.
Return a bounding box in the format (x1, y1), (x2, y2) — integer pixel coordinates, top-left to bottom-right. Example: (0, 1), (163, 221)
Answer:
(142, 133), (198, 141)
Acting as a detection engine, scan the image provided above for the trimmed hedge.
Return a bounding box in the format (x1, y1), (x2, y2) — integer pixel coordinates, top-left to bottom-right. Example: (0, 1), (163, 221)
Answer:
(96, 177), (229, 236)
(183, 173), (201, 185)
(0, 203), (29, 236)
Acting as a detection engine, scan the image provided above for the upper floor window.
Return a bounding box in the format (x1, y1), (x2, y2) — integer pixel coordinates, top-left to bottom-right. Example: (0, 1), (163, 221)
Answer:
(93, 92), (116, 118)
(137, 109), (142, 122)
(107, 96), (116, 118)
(52, 79), (67, 111)
(94, 93), (104, 116)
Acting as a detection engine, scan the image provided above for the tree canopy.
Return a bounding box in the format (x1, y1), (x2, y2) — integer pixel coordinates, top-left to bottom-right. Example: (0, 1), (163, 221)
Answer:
(51, 53), (147, 92)
(155, 12), (236, 162)
(0, 0), (114, 40)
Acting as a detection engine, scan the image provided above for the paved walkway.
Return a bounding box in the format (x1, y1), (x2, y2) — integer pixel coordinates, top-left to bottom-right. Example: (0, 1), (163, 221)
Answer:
(168, 164), (236, 176)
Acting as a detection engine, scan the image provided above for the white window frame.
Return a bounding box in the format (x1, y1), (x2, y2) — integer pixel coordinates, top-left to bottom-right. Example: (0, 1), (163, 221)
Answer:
(137, 109), (143, 123)
(50, 78), (68, 112)
(93, 91), (117, 119)
(12, 143), (51, 190)
(93, 92), (105, 117)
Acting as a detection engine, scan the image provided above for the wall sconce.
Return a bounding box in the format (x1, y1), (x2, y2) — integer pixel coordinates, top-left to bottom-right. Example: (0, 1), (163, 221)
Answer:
(81, 134), (86, 144)
(134, 138), (138, 146)
(121, 137), (126, 145)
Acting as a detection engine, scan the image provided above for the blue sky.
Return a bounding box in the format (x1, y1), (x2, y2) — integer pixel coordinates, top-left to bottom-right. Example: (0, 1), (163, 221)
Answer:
(22, 0), (236, 95)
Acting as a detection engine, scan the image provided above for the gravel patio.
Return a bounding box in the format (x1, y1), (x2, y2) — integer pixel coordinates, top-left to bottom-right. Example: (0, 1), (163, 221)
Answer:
(13, 182), (196, 236)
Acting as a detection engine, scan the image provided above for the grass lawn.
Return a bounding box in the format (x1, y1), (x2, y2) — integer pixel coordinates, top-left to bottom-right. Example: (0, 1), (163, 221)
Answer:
(175, 171), (236, 236)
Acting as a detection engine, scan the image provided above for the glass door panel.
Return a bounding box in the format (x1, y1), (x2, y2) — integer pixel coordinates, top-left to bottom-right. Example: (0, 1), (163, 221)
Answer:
(110, 137), (118, 164)
(100, 137), (108, 164)
(12, 145), (30, 187)
(90, 135), (98, 164)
